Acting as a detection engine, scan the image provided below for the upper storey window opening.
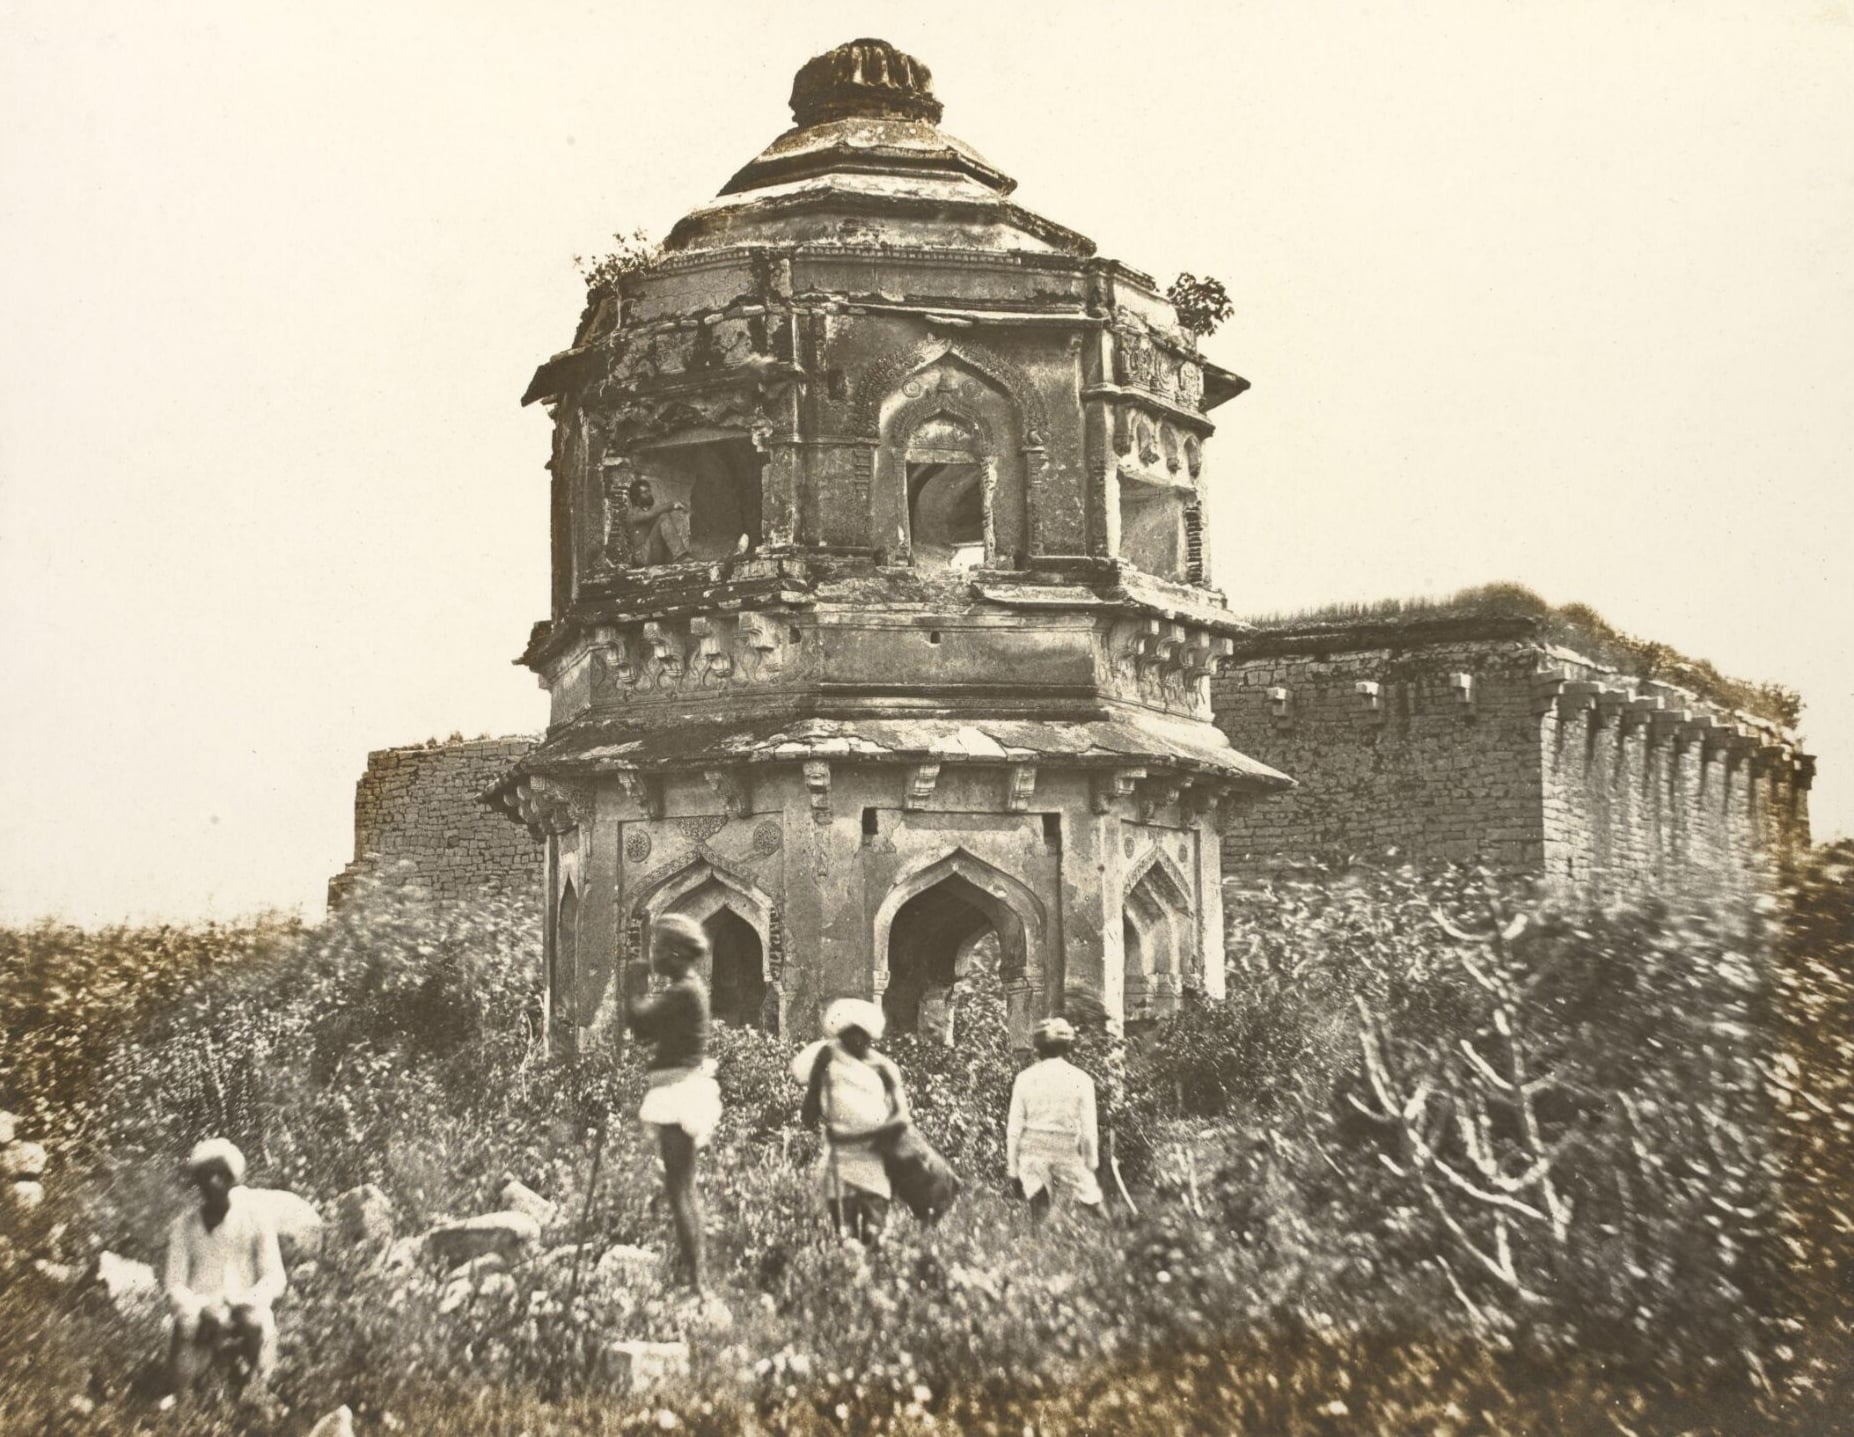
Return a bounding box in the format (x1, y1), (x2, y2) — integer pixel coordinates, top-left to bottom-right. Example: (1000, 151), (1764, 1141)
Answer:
(1118, 473), (1189, 581)
(622, 435), (764, 566)
(905, 410), (987, 570)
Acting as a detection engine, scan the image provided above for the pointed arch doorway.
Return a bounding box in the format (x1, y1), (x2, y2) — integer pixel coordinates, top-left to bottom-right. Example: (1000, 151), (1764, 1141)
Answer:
(873, 848), (1047, 1045)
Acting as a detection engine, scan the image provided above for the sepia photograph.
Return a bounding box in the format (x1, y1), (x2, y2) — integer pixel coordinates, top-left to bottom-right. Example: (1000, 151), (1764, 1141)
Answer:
(2, 2), (1851, 1432)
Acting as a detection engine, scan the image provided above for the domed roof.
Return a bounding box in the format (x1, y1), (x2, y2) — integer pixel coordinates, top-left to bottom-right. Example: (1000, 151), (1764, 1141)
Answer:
(663, 39), (1093, 258)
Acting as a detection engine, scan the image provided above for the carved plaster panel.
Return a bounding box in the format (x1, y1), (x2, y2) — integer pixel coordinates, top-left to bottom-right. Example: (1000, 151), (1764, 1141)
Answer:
(1099, 616), (1230, 718)
(591, 612), (798, 703)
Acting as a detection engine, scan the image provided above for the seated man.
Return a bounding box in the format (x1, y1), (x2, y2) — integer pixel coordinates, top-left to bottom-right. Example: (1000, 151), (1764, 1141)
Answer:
(625, 479), (692, 564)
(163, 1138), (286, 1403)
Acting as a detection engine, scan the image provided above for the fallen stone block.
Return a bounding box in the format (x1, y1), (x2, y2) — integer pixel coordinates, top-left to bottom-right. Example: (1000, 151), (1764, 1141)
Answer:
(423, 1211), (540, 1268)
(247, 1187), (325, 1261)
(604, 1339), (689, 1393)
(499, 1179), (558, 1229)
(593, 1244), (661, 1288)
(93, 1251), (160, 1311)
(438, 1269), (516, 1315)
(445, 1252), (508, 1281)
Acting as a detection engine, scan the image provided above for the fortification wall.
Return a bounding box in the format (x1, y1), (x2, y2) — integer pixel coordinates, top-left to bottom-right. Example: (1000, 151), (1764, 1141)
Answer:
(1210, 621), (1812, 896)
(1211, 626), (1548, 875)
(1535, 650), (1812, 897)
(327, 737), (543, 908)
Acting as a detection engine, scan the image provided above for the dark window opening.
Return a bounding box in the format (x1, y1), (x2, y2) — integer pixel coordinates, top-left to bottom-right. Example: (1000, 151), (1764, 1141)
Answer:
(862, 807), (880, 840)
(885, 876), (996, 1041)
(625, 437), (764, 565)
(703, 907), (767, 1028)
(904, 410), (987, 570)
(1041, 813), (1062, 850)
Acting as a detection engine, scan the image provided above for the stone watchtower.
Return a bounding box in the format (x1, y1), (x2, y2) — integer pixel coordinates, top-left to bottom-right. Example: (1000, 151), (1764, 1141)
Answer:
(492, 39), (1290, 1047)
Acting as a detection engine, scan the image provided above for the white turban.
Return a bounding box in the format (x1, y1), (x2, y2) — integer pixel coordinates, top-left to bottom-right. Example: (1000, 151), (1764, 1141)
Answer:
(184, 1138), (246, 1184)
(821, 997), (886, 1042)
(1033, 1017), (1077, 1051)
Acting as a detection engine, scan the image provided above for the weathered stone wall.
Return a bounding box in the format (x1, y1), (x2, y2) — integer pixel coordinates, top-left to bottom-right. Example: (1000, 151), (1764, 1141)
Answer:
(1210, 621), (1813, 897)
(1537, 650), (1812, 898)
(1212, 629), (1548, 875)
(328, 738), (544, 908)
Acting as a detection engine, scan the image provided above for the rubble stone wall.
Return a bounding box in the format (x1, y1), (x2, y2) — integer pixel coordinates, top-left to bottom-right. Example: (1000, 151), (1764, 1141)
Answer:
(327, 738), (543, 909)
(1212, 631), (1548, 876)
(1210, 624), (1810, 897)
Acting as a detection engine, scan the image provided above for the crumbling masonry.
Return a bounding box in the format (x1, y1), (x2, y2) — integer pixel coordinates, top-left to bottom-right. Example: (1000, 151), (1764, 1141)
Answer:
(329, 40), (1814, 1034)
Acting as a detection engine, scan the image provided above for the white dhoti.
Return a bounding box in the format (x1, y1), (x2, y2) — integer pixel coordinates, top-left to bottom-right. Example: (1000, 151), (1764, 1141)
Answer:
(638, 1061), (722, 1148)
(1017, 1132), (1103, 1206)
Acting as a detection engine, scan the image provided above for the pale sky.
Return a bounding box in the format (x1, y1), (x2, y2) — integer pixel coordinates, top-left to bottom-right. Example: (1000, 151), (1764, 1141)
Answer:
(2, 1), (1850, 925)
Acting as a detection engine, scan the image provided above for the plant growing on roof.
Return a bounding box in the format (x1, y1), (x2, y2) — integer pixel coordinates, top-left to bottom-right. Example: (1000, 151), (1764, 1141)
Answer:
(1166, 272), (1234, 338)
(575, 229), (661, 301)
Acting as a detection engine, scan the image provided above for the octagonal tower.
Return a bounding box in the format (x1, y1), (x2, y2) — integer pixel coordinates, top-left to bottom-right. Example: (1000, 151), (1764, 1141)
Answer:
(492, 39), (1291, 1048)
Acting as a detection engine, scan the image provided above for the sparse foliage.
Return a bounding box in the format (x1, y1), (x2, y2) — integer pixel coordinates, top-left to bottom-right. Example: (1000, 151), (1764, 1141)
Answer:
(576, 229), (661, 300)
(1167, 272), (1234, 337)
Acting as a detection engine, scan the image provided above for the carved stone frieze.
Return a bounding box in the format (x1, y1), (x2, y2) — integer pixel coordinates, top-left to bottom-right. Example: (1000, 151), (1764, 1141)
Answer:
(803, 761), (832, 824)
(592, 612), (796, 703)
(1102, 616), (1223, 717)
(851, 336), (1049, 440)
(1112, 324), (1206, 414)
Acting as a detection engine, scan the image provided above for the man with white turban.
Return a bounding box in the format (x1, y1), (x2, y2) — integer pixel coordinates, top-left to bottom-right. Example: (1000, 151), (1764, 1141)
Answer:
(1008, 1018), (1104, 1220)
(163, 1138), (286, 1401)
(793, 998), (910, 1244)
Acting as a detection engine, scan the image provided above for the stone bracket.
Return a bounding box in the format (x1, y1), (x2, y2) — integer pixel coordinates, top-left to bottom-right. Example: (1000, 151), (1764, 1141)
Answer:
(1090, 766), (1146, 815)
(904, 762), (941, 809)
(688, 617), (732, 685)
(641, 621), (685, 684)
(1556, 680), (1601, 719)
(703, 768), (751, 818)
(803, 761), (831, 825)
(1354, 680), (1385, 723)
(1621, 694), (1663, 733)
(615, 770), (663, 819)
(1006, 764), (1038, 812)
(1137, 775), (1184, 825)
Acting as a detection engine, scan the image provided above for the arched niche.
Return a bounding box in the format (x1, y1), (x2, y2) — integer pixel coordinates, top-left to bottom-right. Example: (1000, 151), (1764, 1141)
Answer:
(551, 878), (580, 1042)
(872, 847), (1048, 1045)
(631, 856), (778, 1027)
(873, 356), (1026, 568)
(1122, 848), (1194, 1026)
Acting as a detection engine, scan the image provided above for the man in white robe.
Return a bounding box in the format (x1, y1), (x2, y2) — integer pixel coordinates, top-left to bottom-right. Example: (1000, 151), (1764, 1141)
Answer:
(163, 1138), (286, 1401)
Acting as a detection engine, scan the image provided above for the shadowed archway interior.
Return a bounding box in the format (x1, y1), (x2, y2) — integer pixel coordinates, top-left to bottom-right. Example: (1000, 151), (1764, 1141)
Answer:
(884, 873), (998, 1036)
(703, 905), (767, 1028)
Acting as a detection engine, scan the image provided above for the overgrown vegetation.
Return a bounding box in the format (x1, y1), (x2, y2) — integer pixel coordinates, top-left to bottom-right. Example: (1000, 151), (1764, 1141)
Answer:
(1241, 580), (1805, 729)
(576, 230), (661, 305)
(3, 849), (1851, 1434)
(1166, 272), (1234, 338)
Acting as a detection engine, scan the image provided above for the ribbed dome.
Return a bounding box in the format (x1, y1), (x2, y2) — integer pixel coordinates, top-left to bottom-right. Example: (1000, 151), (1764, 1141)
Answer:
(789, 38), (942, 127)
(662, 39), (1092, 258)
